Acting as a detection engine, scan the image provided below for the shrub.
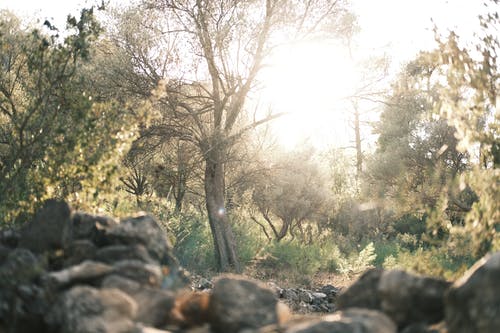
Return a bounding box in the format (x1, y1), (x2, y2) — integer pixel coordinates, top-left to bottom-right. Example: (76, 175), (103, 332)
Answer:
(373, 241), (400, 267)
(169, 211), (217, 273)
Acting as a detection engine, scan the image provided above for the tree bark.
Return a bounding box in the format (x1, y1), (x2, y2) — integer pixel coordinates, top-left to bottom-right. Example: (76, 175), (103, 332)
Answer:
(204, 147), (241, 272)
(353, 101), (363, 179)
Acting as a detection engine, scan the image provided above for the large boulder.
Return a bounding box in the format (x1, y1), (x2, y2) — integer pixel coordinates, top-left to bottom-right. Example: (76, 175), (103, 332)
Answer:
(46, 286), (138, 333)
(445, 251), (500, 332)
(337, 268), (450, 329)
(377, 270), (450, 327)
(18, 200), (72, 253)
(336, 268), (382, 310)
(208, 275), (285, 333)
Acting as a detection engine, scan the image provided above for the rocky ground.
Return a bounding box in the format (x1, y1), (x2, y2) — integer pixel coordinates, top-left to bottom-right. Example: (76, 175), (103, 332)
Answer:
(1, 200), (499, 333)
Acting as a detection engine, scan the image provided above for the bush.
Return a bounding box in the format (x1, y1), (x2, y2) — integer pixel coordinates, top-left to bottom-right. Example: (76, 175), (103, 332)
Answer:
(392, 214), (427, 236)
(266, 240), (323, 277)
(387, 246), (474, 280)
(232, 213), (267, 266)
(373, 241), (400, 267)
(336, 242), (377, 275)
(169, 211), (217, 273)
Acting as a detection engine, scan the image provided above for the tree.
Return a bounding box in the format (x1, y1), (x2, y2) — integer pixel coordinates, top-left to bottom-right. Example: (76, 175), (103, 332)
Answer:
(364, 53), (470, 218)
(0, 9), (123, 222)
(431, 0), (499, 256)
(109, 0), (352, 271)
(251, 147), (328, 243)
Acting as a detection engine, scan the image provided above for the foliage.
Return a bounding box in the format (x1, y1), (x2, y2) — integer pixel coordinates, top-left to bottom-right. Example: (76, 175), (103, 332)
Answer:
(336, 242), (377, 275)
(364, 53), (470, 220)
(384, 246), (475, 280)
(251, 147), (328, 242)
(0, 9), (134, 223)
(428, 0), (499, 258)
(169, 210), (217, 273)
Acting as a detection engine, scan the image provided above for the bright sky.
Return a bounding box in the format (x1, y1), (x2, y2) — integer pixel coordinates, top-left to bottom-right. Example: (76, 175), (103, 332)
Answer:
(0, 0), (488, 150)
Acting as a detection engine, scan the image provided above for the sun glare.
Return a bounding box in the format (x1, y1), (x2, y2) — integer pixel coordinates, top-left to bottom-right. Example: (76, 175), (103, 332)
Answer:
(260, 41), (357, 149)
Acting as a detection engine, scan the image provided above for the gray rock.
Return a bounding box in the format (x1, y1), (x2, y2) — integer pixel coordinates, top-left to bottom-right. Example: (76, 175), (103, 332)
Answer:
(196, 278), (213, 290)
(337, 268), (383, 310)
(0, 228), (20, 248)
(72, 212), (118, 243)
(18, 200), (71, 253)
(95, 244), (156, 265)
(0, 248), (43, 287)
(103, 215), (176, 266)
(284, 308), (397, 333)
(64, 240), (97, 267)
(400, 322), (445, 333)
(44, 260), (113, 289)
(337, 268), (450, 328)
(47, 285), (138, 333)
(282, 289), (299, 301)
(112, 260), (162, 287)
(102, 275), (176, 327)
(319, 284), (340, 303)
(297, 289), (314, 304)
(209, 275), (280, 333)
(378, 270), (450, 328)
(445, 251), (500, 333)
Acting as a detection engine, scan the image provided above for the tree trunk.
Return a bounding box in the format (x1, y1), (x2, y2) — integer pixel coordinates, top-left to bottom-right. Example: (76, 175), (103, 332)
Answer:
(204, 148), (241, 272)
(353, 101), (363, 179)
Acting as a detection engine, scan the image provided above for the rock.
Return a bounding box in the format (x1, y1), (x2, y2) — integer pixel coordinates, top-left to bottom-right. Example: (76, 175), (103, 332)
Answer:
(196, 278), (213, 291)
(102, 275), (176, 327)
(134, 325), (175, 333)
(284, 308), (397, 333)
(0, 227), (20, 248)
(337, 268), (382, 310)
(171, 291), (211, 328)
(378, 270), (450, 328)
(63, 240), (97, 267)
(95, 244), (156, 265)
(445, 251), (500, 333)
(282, 289), (300, 301)
(44, 260), (113, 289)
(18, 200), (72, 253)
(47, 285), (138, 333)
(337, 268), (450, 329)
(72, 212), (118, 243)
(208, 275), (283, 333)
(103, 215), (175, 265)
(112, 260), (163, 287)
(319, 284), (340, 303)
(0, 248), (47, 332)
(0, 248), (43, 287)
(0, 244), (8, 264)
(400, 322), (446, 333)
(297, 289), (314, 304)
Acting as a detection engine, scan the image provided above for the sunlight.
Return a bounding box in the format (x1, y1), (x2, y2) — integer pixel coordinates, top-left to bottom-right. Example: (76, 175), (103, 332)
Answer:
(260, 41), (357, 149)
